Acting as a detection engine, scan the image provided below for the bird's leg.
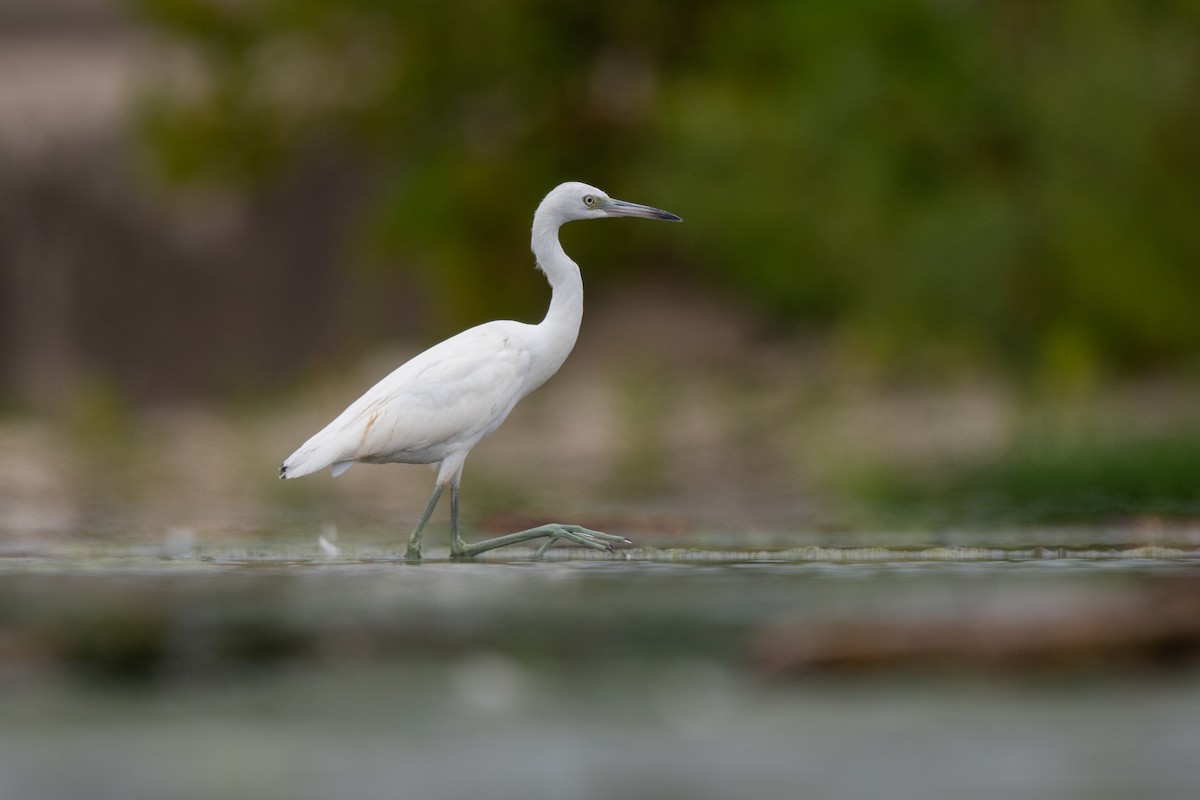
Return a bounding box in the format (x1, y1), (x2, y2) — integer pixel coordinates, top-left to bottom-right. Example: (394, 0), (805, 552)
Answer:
(457, 524), (631, 561)
(405, 483), (445, 560)
(448, 480), (467, 558)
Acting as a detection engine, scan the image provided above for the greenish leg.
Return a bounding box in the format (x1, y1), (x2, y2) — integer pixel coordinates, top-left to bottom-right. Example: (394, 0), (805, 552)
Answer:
(449, 480), (467, 557)
(404, 483), (445, 560)
(456, 524), (631, 560)
(418, 473), (629, 560)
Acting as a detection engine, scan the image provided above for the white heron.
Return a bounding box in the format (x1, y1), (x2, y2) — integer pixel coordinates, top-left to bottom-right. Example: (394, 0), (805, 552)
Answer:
(280, 182), (682, 559)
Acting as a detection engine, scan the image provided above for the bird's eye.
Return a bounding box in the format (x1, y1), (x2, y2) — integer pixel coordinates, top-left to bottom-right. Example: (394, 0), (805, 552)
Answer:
(583, 195), (596, 208)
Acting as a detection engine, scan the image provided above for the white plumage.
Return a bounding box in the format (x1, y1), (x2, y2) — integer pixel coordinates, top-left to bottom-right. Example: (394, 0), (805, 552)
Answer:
(281, 324), (535, 479)
(280, 181), (681, 559)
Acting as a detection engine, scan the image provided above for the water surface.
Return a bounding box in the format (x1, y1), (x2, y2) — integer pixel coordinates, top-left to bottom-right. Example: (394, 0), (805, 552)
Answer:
(2, 530), (1198, 800)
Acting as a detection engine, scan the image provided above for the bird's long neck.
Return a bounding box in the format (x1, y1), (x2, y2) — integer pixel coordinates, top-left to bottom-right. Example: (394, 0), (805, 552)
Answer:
(531, 212), (583, 365)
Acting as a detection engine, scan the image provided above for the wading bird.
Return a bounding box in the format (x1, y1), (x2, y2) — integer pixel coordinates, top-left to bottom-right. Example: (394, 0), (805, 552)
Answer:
(280, 182), (681, 559)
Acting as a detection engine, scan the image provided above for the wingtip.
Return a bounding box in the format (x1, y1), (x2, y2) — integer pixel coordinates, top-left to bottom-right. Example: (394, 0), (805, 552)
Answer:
(279, 463), (288, 479)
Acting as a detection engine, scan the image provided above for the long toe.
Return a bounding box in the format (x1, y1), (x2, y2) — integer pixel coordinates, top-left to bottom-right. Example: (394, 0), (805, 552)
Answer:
(565, 526), (632, 546)
(554, 525), (632, 552)
(458, 523), (632, 560)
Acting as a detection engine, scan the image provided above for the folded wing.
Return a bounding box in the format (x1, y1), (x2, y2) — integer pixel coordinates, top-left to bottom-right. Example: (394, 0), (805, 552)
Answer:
(280, 322), (533, 478)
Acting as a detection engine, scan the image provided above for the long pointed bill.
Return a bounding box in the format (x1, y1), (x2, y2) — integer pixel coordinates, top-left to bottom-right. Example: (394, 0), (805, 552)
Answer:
(601, 198), (683, 222)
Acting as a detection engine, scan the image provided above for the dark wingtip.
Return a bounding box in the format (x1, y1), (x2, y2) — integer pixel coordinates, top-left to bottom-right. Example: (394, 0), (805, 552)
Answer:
(279, 463), (287, 479)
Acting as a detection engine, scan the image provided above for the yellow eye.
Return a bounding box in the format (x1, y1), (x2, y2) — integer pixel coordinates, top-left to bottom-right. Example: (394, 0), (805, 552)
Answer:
(583, 195), (597, 208)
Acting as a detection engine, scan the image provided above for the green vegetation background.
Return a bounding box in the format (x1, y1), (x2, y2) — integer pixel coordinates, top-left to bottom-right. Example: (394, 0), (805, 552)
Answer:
(134, 0), (1200, 381)
(121, 0), (1200, 524)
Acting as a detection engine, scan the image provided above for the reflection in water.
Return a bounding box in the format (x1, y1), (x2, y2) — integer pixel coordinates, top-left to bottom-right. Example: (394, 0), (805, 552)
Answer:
(0, 545), (1199, 799)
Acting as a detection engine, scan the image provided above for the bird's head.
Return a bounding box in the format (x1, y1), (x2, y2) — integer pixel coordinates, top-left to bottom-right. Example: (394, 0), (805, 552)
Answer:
(540, 182), (683, 224)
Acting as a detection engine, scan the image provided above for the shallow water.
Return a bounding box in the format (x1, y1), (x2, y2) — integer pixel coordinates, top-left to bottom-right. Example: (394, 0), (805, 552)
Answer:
(2, 532), (1199, 799)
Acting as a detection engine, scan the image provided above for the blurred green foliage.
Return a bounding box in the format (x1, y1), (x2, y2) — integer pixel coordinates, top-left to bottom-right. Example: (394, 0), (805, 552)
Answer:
(133, 0), (1200, 377)
(857, 426), (1200, 525)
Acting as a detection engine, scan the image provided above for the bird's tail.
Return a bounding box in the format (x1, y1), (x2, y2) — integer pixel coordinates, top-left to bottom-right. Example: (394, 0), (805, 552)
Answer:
(280, 394), (378, 479)
(279, 436), (352, 479)
(279, 451), (318, 479)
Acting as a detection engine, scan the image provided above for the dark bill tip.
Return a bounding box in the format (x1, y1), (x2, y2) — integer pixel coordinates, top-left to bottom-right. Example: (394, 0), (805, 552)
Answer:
(604, 198), (683, 222)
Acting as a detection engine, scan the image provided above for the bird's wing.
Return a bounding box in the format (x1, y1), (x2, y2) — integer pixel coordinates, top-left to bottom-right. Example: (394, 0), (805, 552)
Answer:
(281, 322), (534, 477)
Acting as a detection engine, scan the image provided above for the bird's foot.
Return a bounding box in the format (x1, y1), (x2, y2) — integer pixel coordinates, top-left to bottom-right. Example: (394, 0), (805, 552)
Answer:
(453, 524), (631, 561)
(404, 531), (427, 561)
(529, 524), (631, 560)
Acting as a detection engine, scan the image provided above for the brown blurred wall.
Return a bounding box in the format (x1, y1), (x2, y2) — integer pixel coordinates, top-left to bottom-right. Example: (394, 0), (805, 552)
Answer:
(0, 0), (401, 410)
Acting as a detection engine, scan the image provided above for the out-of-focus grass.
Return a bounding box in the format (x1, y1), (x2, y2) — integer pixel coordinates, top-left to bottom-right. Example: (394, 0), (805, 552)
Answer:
(6, 296), (1200, 540)
(855, 427), (1200, 525)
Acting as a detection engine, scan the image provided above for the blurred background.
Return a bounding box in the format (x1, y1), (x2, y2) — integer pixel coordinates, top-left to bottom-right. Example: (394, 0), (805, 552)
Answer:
(3, 0), (1200, 543)
(5, 3), (1200, 799)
